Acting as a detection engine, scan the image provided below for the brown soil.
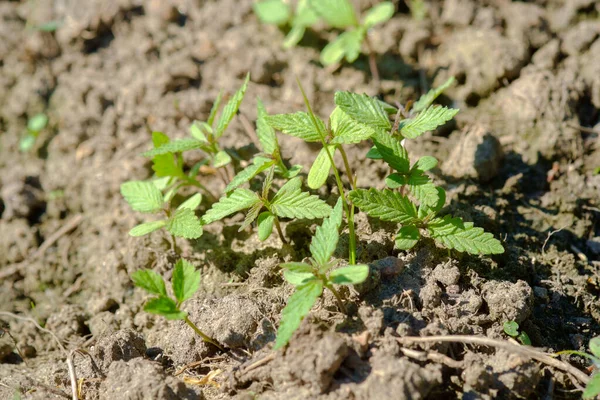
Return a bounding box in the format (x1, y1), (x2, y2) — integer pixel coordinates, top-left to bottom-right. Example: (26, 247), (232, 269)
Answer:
(1, 0), (599, 399)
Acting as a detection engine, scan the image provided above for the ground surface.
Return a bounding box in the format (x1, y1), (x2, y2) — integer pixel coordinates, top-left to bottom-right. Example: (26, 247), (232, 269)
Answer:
(1, 0), (600, 399)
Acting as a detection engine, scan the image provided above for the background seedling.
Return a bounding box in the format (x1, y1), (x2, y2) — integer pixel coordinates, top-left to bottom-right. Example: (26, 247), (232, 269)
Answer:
(556, 336), (600, 399)
(20, 113), (48, 152)
(132, 259), (222, 349)
(275, 199), (369, 349)
(503, 321), (531, 346)
(253, 0), (319, 48)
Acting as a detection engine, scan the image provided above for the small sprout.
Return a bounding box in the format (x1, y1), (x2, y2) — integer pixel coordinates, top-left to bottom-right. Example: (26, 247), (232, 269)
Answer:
(503, 321), (531, 346)
(275, 199), (369, 349)
(132, 259), (222, 349)
(20, 113), (48, 152)
(253, 0), (319, 48)
(556, 337), (600, 399)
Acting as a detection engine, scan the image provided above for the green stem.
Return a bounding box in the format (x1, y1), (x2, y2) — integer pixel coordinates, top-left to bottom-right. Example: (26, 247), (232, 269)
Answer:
(184, 316), (223, 350)
(339, 147), (357, 264)
(325, 284), (347, 314)
(273, 216), (288, 244)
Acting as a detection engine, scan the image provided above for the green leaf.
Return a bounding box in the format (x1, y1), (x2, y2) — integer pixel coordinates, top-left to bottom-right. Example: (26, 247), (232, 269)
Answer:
(189, 121), (209, 142)
(132, 269), (167, 296)
(372, 131), (410, 173)
(281, 262), (315, 286)
(329, 264), (369, 285)
(412, 77), (455, 113)
(395, 225), (420, 250)
(207, 91), (223, 127)
(166, 208), (203, 239)
(129, 220), (167, 237)
(150, 132), (183, 178)
(330, 107), (376, 144)
(274, 280), (323, 349)
(334, 92), (391, 132)
(253, 0), (291, 24)
(144, 297), (186, 320)
(310, 198), (343, 267)
(399, 106), (459, 139)
(309, 0), (357, 28)
(226, 158), (275, 193)
(583, 373), (600, 399)
(294, 0), (320, 26)
(202, 188), (261, 224)
(427, 215), (504, 255)
(19, 133), (37, 152)
(349, 188), (417, 223)
(213, 150), (232, 168)
(172, 259), (201, 303)
(143, 138), (204, 157)
(265, 112), (325, 142)
(503, 321), (519, 337)
(271, 182), (332, 219)
(307, 146), (334, 189)
(271, 176), (303, 202)
(257, 211), (275, 240)
(278, 164), (303, 179)
(407, 172), (439, 206)
(256, 97), (278, 154)
(320, 29), (363, 65)
(28, 113), (48, 132)
(121, 181), (164, 213)
(320, 34), (347, 66)
(517, 331), (531, 346)
(590, 337), (600, 358)
(283, 24), (306, 48)
(177, 193), (203, 211)
(366, 146), (382, 159)
(239, 201), (264, 231)
(363, 2), (394, 29)
(413, 156), (438, 172)
(215, 73), (250, 138)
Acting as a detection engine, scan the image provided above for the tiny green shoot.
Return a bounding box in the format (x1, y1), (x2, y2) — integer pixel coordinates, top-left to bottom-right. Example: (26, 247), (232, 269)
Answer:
(503, 321), (531, 346)
(253, 0), (319, 48)
(131, 259), (222, 349)
(274, 199), (369, 349)
(555, 336), (600, 399)
(20, 113), (48, 152)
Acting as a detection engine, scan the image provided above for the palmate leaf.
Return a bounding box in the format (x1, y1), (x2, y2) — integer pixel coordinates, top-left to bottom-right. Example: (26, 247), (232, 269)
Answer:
(386, 172), (438, 206)
(372, 130), (410, 173)
(349, 188), (417, 223)
(363, 2), (394, 29)
(172, 259), (201, 303)
(334, 92), (391, 132)
(413, 156), (438, 172)
(166, 208), (203, 239)
(256, 97), (277, 154)
(412, 77), (455, 113)
(215, 73), (250, 138)
(271, 182), (332, 219)
(144, 297), (186, 320)
(309, 0), (357, 28)
(274, 279), (323, 349)
(129, 220), (167, 237)
(121, 181), (164, 213)
(143, 138), (204, 158)
(226, 158), (275, 193)
(265, 112), (325, 142)
(329, 107), (376, 144)
(307, 145), (334, 189)
(271, 177), (303, 202)
(203, 188), (260, 224)
(213, 150), (232, 168)
(320, 29), (364, 65)
(131, 269), (167, 296)
(427, 215), (504, 255)
(399, 106), (458, 139)
(281, 262), (315, 286)
(310, 198), (343, 267)
(329, 264), (369, 285)
(395, 225), (420, 250)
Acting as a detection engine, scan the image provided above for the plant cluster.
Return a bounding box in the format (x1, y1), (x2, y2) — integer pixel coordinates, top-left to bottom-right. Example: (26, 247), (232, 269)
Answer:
(121, 74), (504, 349)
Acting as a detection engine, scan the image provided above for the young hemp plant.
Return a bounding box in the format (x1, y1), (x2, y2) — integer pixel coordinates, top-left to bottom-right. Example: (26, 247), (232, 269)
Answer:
(274, 199), (369, 349)
(131, 259), (222, 349)
(556, 336), (600, 399)
(20, 113), (48, 152)
(253, 0), (320, 48)
(309, 0), (395, 82)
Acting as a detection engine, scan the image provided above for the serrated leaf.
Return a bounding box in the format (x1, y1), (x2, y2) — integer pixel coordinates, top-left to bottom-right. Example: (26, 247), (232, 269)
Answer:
(320, 29), (363, 65)
(412, 77), (455, 113)
(265, 112), (325, 142)
(407, 172), (439, 206)
(413, 156), (438, 171)
(583, 373), (600, 399)
(215, 73), (250, 138)
(129, 220), (167, 237)
(334, 92), (391, 132)
(144, 297), (187, 320)
(310, 198), (343, 267)
(256, 97), (278, 154)
(363, 2), (394, 28)
(309, 0), (357, 28)
(274, 280), (323, 349)
(262, 166), (275, 198)
(172, 259), (201, 303)
(281, 262), (315, 286)
(349, 188), (417, 223)
(208, 90), (223, 127)
(271, 176), (303, 203)
(121, 181), (164, 213)
(152, 154), (183, 178)
(590, 337), (600, 358)
(213, 150), (232, 168)
(28, 113), (48, 132)
(271, 183), (332, 219)
(253, 0), (291, 24)
(330, 107), (376, 144)
(395, 225), (420, 250)
(239, 201), (264, 231)
(177, 193), (202, 211)
(153, 177), (171, 191)
(427, 215), (504, 255)
(131, 269), (167, 296)
(226, 158), (275, 193)
(329, 264), (369, 285)
(189, 121), (210, 142)
(279, 164), (303, 179)
(152, 131), (170, 147)
(257, 211), (275, 240)
(202, 188), (261, 224)
(399, 106), (458, 139)
(166, 208), (203, 239)
(308, 146), (334, 189)
(372, 130), (410, 173)
(143, 138), (204, 157)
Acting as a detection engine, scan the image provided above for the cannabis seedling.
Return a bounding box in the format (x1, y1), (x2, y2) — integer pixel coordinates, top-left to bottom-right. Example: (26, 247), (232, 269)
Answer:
(20, 113), (48, 152)
(120, 180), (203, 239)
(503, 321), (531, 346)
(556, 336), (600, 399)
(253, 0), (319, 48)
(274, 199), (369, 349)
(132, 259), (222, 349)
